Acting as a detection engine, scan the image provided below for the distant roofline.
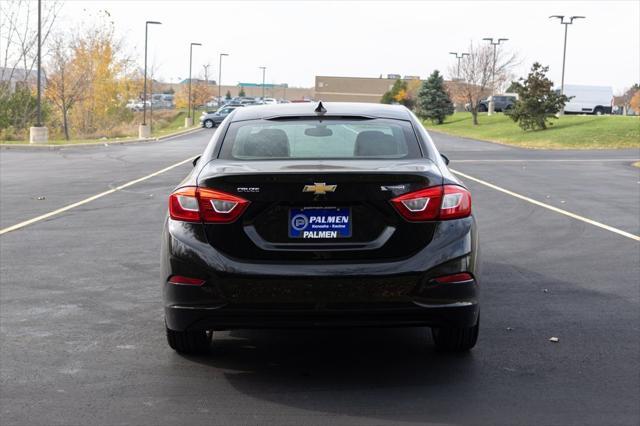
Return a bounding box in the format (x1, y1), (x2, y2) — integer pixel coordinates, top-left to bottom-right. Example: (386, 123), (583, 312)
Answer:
(315, 75), (422, 81)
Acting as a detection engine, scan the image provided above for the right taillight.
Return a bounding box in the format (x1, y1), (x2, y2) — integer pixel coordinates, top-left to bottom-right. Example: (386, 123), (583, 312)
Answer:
(439, 185), (472, 220)
(168, 186), (249, 224)
(391, 184), (471, 221)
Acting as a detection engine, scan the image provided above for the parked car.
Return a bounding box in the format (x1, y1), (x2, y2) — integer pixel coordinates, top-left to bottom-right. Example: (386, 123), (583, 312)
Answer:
(261, 98), (278, 105)
(200, 105), (244, 128)
(561, 85), (613, 115)
(163, 102), (480, 355)
(477, 95), (517, 112)
(125, 100), (150, 111)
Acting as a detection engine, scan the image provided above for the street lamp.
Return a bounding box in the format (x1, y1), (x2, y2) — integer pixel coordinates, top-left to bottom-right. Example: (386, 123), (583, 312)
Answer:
(187, 42), (202, 126)
(142, 20), (161, 132)
(30, 0), (47, 143)
(259, 66), (266, 100)
(550, 15), (585, 115)
(218, 53), (228, 104)
(483, 37), (508, 116)
(449, 52), (470, 80)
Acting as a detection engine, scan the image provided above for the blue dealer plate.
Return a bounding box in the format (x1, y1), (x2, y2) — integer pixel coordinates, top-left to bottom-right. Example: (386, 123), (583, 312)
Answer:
(289, 207), (352, 239)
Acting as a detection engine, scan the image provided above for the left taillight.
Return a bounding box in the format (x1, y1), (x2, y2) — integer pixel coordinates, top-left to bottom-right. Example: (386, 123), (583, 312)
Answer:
(391, 184), (471, 221)
(168, 186), (249, 224)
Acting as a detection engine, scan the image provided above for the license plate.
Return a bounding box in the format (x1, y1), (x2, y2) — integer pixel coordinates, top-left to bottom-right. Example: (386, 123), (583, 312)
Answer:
(289, 207), (351, 239)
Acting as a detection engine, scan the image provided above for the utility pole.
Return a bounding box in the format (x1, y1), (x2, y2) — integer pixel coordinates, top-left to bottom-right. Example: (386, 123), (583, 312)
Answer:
(36, 0), (42, 127)
(550, 15), (585, 115)
(140, 20), (161, 138)
(482, 37), (508, 116)
(449, 52), (469, 80)
(203, 64), (210, 85)
(259, 66), (266, 100)
(29, 0), (48, 143)
(187, 42), (202, 127)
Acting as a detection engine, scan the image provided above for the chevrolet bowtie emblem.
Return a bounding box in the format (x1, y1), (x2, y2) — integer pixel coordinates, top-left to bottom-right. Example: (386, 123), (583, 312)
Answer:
(303, 182), (337, 195)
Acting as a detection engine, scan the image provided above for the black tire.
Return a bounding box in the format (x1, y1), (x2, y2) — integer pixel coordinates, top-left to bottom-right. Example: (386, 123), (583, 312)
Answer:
(431, 317), (479, 352)
(593, 107), (604, 116)
(166, 326), (211, 354)
(203, 119), (215, 128)
(478, 104), (488, 112)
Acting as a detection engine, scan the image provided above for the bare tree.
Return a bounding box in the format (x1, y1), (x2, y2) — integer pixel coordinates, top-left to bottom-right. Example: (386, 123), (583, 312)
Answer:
(452, 42), (517, 125)
(45, 37), (89, 140)
(0, 0), (60, 124)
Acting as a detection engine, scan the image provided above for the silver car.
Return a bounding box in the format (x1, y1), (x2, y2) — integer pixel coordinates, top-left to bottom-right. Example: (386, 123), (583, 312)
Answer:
(200, 105), (243, 128)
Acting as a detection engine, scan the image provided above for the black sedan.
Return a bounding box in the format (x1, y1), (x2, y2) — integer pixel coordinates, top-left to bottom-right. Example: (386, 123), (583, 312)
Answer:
(162, 102), (480, 354)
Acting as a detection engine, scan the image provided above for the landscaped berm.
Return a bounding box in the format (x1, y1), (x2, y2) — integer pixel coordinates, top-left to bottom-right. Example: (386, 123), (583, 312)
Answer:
(424, 112), (640, 149)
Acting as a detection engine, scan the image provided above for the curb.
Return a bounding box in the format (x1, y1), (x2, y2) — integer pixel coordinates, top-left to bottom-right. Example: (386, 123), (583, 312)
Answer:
(0, 126), (204, 150)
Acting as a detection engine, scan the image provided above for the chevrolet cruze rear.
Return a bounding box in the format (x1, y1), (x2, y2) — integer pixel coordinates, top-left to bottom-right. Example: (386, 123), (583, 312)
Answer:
(162, 102), (479, 354)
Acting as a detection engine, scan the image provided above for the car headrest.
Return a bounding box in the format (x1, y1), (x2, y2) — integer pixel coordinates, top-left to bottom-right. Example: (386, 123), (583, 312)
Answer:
(238, 128), (290, 158)
(353, 130), (399, 157)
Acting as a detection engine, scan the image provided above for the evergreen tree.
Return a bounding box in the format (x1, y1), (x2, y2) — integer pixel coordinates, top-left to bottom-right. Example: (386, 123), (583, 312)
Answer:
(225, 90), (232, 100)
(508, 62), (569, 130)
(417, 70), (454, 124)
(238, 87), (246, 97)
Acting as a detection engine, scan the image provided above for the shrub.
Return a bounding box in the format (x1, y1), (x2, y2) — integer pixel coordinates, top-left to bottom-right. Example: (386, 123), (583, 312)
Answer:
(507, 62), (570, 130)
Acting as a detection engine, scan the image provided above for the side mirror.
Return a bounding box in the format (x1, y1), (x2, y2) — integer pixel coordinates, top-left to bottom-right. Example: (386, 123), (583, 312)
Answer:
(440, 154), (450, 165)
(192, 155), (201, 167)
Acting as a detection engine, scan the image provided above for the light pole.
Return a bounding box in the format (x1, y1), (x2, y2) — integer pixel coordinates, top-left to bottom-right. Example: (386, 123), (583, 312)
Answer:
(483, 37), (508, 116)
(550, 15), (585, 115)
(142, 20), (161, 136)
(29, 0), (47, 143)
(187, 42), (202, 127)
(449, 52), (469, 80)
(259, 66), (266, 100)
(218, 53), (228, 104)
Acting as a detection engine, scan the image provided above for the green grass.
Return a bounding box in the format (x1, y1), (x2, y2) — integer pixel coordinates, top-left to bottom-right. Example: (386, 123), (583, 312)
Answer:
(424, 112), (640, 149)
(0, 110), (197, 146)
(151, 110), (195, 137)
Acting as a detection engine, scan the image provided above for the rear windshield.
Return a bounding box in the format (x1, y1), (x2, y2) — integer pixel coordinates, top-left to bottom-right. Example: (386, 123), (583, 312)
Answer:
(218, 118), (422, 160)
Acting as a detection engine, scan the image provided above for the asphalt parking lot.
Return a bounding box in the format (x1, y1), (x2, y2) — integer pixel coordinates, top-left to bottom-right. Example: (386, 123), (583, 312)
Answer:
(1, 129), (638, 425)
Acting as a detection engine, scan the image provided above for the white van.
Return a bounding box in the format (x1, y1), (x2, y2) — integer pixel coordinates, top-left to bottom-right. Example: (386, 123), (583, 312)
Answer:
(561, 85), (613, 115)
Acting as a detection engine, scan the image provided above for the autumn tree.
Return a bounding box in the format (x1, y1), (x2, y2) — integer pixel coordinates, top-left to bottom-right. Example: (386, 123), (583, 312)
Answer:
(507, 63), (569, 131)
(620, 84), (639, 115)
(417, 70), (454, 124)
(45, 37), (90, 140)
(175, 80), (214, 110)
(381, 79), (415, 109)
(381, 79), (404, 104)
(454, 42), (517, 125)
(630, 90), (640, 114)
(71, 24), (130, 135)
(45, 11), (133, 139)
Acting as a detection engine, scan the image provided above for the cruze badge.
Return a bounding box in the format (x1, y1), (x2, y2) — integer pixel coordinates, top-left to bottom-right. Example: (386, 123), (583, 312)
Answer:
(303, 183), (337, 195)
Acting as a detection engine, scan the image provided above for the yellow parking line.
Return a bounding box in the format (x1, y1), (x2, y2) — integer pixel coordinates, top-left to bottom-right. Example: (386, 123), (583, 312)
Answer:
(451, 169), (640, 242)
(0, 156), (197, 236)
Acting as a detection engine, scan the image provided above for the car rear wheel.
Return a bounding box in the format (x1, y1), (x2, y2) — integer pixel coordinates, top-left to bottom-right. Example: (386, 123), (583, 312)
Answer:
(593, 107), (604, 115)
(478, 104), (488, 112)
(166, 325), (212, 354)
(203, 119), (215, 128)
(431, 317), (479, 352)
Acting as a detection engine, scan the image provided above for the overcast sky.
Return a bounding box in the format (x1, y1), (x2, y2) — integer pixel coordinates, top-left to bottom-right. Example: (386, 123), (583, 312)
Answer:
(57, 0), (639, 93)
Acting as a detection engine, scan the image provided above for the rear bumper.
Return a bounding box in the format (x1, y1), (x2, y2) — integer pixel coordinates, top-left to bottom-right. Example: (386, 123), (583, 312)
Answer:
(162, 217), (480, 331)
(166, 299), (479, 331)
